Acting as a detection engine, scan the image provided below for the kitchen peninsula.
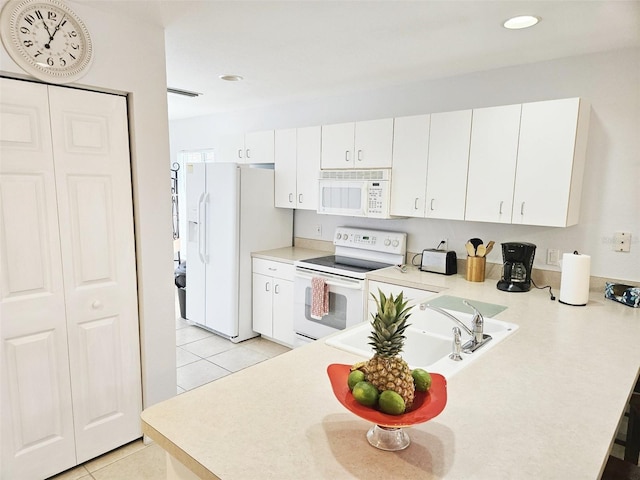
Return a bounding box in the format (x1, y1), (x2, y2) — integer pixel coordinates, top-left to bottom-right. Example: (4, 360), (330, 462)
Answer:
(142, 260), (640, 479)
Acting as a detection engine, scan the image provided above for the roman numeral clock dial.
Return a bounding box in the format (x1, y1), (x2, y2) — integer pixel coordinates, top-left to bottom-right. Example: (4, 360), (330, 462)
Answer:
(1, 0), (93, 83)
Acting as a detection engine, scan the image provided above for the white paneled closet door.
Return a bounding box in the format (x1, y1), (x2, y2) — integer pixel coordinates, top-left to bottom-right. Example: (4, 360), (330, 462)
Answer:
(0, 79), (77, 479)
(47, 87), (142, 463)
(0, 78), (142, 479)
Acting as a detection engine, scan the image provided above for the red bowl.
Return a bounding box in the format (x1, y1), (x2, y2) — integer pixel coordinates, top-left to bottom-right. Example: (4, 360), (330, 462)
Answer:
(327, 363), (447, 428)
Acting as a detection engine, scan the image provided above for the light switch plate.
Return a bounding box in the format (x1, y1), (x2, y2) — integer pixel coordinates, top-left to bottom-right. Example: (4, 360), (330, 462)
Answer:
(613, 232), (631, 252)
(546, 248), (560, 265)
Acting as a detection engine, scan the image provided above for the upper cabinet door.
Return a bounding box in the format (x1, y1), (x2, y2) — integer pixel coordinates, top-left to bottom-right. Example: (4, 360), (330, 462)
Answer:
(512, 98), (589, 227)
(321, 122), (355, 169)
(465, 104), (522, 223)
(425, 109), (472, 220)
(296, 126), (321, 210)
(274, 128), (297, 208)
(245, 130), (274, 164)
(354, 118), (394, 168)
(390, 114), (430, 217)
(216, 133), (245, 162)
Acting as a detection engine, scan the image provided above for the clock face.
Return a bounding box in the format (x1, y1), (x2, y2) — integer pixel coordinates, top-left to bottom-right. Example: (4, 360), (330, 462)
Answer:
(0, 0), (93, 83)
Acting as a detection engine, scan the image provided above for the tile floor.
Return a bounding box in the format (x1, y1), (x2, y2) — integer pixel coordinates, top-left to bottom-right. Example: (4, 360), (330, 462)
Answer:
(48, 308), (290, 480)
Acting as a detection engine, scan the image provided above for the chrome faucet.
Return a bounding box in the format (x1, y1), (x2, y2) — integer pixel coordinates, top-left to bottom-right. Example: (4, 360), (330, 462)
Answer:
(419, 300), (492, 353)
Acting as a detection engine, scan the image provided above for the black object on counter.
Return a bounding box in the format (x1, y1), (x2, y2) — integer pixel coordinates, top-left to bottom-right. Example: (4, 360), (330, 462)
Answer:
(497, 242), (536, 292)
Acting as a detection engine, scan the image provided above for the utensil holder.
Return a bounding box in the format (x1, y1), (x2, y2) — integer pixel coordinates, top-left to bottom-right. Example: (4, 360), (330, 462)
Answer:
(466, 256), (486, 282)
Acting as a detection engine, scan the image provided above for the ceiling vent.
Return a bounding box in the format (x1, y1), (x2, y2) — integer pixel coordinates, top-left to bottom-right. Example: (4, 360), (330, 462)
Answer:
(167, 87), (202, 98)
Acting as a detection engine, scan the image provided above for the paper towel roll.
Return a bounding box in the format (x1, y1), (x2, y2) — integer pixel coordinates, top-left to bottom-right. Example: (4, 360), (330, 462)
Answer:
(559, 252), (591, 306)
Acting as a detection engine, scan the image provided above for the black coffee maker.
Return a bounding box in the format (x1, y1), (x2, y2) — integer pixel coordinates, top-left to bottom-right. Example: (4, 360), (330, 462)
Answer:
(497, 242), (536, 292)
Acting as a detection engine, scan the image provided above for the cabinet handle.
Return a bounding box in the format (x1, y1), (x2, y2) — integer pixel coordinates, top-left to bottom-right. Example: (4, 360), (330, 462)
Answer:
(414, 198), (419, 210)
(298, 193), (303, 204)
(92, 300), (103, 310)
(274, 284), (280, 294)
(265, 281), (270, 292)
(238, 149), (243, 159)
(499, 201), (503, 215)
(430, 198), (435, 211)
(246, 149), (251, 159)
(288, 193), (293, 203)
(345, 150), (351, 162)
(268, 267), (277, 271)
(357, 149), (363, 161)
(520, 202), (525, 215)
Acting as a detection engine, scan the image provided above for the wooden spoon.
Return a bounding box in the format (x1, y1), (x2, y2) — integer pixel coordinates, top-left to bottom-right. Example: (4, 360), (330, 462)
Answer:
(484, 240), (495, 256)
(465, 241), (476, 257)
(476, 244), (487, 257)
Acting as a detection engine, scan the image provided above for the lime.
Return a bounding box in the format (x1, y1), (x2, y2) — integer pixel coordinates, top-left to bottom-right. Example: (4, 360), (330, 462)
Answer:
(352, 381), (379, 407)
(347, 370), (365, 391)
(412, 368), (432, 392)
(378, 390), (405, 415)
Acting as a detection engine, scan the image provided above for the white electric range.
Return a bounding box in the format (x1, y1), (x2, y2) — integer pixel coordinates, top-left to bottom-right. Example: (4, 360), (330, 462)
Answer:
(293, 226), (407, 344)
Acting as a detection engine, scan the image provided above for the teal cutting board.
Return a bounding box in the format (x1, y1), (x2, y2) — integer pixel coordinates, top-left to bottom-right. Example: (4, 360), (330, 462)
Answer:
(426, 295), (507, 317)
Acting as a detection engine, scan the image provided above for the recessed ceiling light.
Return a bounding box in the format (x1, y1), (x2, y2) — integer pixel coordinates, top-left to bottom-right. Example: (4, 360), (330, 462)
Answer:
(219, 74), (244, 82)
(503, 15), (540, 30)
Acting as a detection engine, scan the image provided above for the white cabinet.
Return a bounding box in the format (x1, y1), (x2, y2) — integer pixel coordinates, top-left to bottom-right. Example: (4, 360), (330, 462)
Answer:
(367, 281), (438, 321)
(512, 98), (590, 227)
(252, 258), (295, 347)
(321, 118), (394, 169)
(217, 130), (274, 164)
(1, 79), (141, 479)
(274, 126), (321, 210)
(390, 114), (430, 217)
(465, 104), (522, 223)
(425, 109), (472, 220)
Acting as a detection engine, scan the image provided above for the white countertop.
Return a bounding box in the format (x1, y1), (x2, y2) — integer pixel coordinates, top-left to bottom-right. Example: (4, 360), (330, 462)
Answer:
(142, 252), (640, 480)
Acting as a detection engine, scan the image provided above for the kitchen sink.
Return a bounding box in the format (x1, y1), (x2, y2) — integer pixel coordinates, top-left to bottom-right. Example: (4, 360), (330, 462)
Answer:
(325, 303), (519, 378)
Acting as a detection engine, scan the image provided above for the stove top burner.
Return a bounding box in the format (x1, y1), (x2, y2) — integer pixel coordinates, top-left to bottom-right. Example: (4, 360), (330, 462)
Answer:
(297, 255), (393, 278)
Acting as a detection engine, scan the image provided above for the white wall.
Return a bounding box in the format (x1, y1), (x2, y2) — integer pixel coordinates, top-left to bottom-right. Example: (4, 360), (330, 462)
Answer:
(170, 48), (640, 283)
(0, 1), (177, 407)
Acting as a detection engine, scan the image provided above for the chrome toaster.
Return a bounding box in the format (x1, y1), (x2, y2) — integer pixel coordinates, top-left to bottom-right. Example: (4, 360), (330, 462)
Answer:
(420, 249), (457, 275)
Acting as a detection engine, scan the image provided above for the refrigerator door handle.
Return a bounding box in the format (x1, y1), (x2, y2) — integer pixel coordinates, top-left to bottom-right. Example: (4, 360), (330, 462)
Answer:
(201, 192), (210, 263)
(197, 192), (206, 263)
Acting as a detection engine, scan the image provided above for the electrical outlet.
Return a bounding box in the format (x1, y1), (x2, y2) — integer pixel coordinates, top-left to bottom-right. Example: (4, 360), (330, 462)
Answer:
(314, 224), (322, 237)
(614, 232), (631, 252)
(546, 248), (560, 266)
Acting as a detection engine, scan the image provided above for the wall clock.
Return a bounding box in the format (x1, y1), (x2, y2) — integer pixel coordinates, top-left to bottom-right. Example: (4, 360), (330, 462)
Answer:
(0, 0), (93, 83)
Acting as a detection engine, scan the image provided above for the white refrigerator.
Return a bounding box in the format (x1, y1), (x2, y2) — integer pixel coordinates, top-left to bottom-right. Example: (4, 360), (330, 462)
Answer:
(185, 162), (293, 342)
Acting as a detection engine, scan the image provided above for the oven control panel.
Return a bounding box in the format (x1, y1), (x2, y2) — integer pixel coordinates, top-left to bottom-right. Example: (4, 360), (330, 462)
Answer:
(333, 227), (406, 255)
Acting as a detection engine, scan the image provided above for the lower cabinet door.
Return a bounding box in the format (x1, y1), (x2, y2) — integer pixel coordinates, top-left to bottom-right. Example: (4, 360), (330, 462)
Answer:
(252, 273), (274, 337)
(272, 280), (294, 346)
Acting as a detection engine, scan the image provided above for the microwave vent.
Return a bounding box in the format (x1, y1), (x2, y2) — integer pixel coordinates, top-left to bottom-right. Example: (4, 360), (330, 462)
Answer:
(319, 169), (389, 180)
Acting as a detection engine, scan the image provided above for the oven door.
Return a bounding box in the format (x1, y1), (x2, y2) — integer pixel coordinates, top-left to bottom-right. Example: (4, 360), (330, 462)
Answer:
(317, 180), (367, 217)
(294, 269), (366, 341)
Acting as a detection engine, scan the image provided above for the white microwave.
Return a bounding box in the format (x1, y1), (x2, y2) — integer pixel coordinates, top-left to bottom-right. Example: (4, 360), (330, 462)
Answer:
(317, 169), (392, 218)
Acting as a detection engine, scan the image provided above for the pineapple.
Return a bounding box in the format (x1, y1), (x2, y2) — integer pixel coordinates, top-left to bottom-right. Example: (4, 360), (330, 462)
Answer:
(360, 289), (415, 410)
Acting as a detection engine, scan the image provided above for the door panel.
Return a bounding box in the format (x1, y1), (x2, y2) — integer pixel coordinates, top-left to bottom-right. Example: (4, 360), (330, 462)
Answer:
(0, 78), (76, 480)
(48, 86), (142, 463)
(5, 330), (67, 448)
(76, 316), (122, 426)
(67, 175), (114, 283)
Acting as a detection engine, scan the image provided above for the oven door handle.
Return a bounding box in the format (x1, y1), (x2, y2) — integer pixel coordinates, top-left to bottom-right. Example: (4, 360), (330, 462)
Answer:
(295, 272), (363, 290)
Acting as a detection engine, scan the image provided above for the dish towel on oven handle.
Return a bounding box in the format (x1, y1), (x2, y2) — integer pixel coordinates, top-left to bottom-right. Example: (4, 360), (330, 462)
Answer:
(310, 276), (329, 320)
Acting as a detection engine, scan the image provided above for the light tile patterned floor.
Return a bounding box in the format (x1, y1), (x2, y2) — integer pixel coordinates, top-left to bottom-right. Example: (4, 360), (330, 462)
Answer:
(48, 311), (290, 480)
